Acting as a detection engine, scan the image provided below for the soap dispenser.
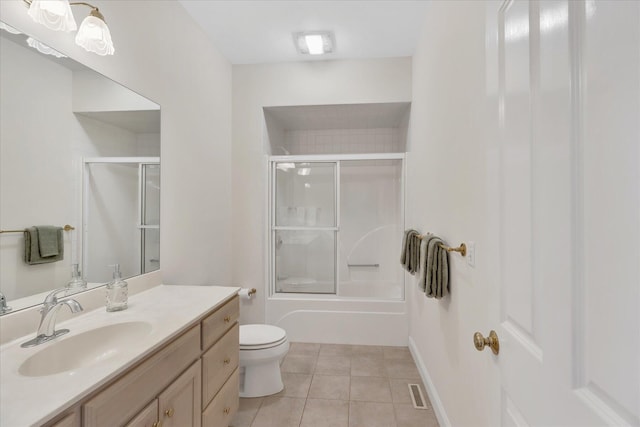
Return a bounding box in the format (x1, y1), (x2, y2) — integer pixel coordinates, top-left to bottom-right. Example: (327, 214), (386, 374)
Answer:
(66, 263), (87, 290)
(106, 264), (128, 312)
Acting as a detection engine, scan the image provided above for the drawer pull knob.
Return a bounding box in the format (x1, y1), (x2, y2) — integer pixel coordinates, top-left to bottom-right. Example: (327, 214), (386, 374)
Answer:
(223, 357), (231, 365)
(152, 422), (162, 427)
(223, 407), (231, 415)
(164, 408), (175, 418)
(224, 315), (231, 323)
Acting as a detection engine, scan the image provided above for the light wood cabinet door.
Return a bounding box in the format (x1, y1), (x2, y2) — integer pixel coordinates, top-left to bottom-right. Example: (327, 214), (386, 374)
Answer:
(202, 369), (239, 427)
(158, 360), (202, 427)
(125, 399), (158, 427)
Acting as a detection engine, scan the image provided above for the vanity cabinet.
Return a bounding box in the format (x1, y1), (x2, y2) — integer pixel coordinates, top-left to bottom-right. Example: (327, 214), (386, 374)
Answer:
(49, 294), (241, 427)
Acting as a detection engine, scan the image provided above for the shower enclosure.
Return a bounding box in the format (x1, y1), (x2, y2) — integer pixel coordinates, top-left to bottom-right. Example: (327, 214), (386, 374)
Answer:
(270, 153), (404, 300)
(82, 157), (160, 283)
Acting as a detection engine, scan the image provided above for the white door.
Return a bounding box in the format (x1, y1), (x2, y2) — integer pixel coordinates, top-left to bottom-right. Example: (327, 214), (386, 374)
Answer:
(493, 0), (639, 425)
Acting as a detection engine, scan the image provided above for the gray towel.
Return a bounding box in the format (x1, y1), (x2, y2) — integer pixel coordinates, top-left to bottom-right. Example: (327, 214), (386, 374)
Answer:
(417, 234), (438, 291)
(36, 225), (60, 257)
(401, 229), (421, 275)
(418, 235), (449, 298)
(434, 242), (449, 298)
(24, 226), (64, 265)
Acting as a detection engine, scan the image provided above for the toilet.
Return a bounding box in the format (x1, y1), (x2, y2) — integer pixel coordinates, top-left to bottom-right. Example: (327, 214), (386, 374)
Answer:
(239, 324), (289, 398)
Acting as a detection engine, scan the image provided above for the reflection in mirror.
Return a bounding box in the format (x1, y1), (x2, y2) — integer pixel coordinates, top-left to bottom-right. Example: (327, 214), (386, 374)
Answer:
(0, 22), (160, 314)
(83, 159), (160, 283)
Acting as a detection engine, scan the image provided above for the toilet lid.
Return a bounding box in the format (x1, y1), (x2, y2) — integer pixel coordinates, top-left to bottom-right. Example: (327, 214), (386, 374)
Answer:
(240, 324), (287, 349)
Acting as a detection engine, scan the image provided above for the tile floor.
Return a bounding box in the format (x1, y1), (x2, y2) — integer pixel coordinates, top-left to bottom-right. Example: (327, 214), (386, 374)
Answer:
(230, 343), (440, 427)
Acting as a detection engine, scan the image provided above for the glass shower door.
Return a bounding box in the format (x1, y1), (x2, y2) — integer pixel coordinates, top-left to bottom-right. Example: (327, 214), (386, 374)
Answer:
(273, 162), (337, 294)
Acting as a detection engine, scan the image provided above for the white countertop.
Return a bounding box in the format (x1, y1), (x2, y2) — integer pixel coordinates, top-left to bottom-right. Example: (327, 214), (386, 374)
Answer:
(0, 284), (239, 427)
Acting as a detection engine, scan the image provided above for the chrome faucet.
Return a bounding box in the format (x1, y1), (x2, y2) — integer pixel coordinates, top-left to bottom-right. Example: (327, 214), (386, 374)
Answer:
(0, 291), (11, 315)
(21, 288), (83, 348)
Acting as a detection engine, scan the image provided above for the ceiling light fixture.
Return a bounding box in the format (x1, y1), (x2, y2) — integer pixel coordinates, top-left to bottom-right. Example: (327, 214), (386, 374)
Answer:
(23, 0), (114, 56)
(294, 31), (334, 56)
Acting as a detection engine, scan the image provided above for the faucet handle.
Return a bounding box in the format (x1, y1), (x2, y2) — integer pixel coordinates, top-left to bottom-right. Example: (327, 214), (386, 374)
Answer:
(43, 287), (72, 307)
(0, 291), (11, 315)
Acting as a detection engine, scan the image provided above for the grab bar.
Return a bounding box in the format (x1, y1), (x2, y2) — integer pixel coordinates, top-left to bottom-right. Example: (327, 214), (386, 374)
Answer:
(347, 263), (380, 267)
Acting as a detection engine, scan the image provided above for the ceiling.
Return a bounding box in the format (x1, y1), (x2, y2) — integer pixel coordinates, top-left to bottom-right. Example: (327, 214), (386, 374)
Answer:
(178, 1), (431, 65)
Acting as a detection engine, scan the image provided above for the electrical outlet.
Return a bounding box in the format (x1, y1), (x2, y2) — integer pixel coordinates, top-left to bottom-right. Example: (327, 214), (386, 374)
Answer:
(466, 241), (476, 267)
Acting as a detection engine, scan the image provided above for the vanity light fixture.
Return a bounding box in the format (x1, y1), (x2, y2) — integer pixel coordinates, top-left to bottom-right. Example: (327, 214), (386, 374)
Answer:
(293, 31), (334, 56)
(23, 0), (114, 55)
(26, 0), (76, 32)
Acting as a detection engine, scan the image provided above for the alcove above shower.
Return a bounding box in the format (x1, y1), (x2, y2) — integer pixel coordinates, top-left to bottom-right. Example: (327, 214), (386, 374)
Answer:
(263, 102), (410, 155)
(265, 102), (410, 301)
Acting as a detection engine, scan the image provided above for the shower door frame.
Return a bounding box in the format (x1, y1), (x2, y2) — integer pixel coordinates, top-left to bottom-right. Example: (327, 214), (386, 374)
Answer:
(82, 157), (160, 281)
(268, 152), (406, 300)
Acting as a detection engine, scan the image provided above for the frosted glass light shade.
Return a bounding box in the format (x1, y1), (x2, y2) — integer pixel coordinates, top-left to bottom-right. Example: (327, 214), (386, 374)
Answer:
(27, 37), (67, 58)
(75, 11), (114, 56)
(27, 0), (77, 32)
(0, 22), (22, 35)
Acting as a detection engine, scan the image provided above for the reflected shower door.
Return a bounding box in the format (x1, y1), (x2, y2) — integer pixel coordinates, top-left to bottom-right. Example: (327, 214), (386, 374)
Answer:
(84, 162), (140, 283)
(83, 158), (160, 283)
(141, 163), (160, 274)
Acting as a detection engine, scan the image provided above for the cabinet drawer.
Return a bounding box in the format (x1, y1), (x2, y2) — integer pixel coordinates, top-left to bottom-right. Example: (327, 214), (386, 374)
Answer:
(202, 323), (239, 409)
(202, 368), (239, 427)
(201, 295), (239, 350)
(83, 325), (201, 427)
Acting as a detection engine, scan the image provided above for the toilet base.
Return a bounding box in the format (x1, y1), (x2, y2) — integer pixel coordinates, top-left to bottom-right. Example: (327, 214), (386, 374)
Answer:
(239, 361), (284, 398)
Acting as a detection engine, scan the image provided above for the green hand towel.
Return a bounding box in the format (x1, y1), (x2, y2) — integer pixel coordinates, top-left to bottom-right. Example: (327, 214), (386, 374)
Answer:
(36, 225), (61, 257)
(24, 226), (64, 265)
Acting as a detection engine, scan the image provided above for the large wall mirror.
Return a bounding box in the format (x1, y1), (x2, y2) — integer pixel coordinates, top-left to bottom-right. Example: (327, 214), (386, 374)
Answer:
(0, 22), (161, 314)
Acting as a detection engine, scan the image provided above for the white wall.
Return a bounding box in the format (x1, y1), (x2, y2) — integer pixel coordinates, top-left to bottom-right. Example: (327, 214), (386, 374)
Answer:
(232, 58), (412, 324)
(73, 70), (159, 112)
(406, 1), (495, 426)
(0, 0), (233, 287)
(284, 128), (403, 154)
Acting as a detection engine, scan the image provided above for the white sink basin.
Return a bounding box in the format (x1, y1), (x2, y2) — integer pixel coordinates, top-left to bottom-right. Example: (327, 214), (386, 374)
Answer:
(19, 321), (153, 377)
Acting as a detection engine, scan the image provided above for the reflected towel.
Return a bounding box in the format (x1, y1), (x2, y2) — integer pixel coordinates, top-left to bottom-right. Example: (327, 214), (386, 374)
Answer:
(24, 226), (64, 265)
(36, 225), (60, 257)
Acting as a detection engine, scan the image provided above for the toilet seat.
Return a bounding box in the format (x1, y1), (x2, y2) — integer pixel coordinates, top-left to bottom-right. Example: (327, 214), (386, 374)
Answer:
(240, 324), (287, 350)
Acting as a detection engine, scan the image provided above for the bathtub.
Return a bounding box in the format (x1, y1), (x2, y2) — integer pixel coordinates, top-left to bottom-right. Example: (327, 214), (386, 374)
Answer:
(266, 283), (408, 346)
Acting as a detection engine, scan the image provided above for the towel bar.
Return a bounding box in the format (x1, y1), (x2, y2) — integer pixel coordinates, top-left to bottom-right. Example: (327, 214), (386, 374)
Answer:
(347, 263), (380, 267)
(440, 243), (466, 257)
(417, 234), (467, 257)
(0, 225), (75, 234)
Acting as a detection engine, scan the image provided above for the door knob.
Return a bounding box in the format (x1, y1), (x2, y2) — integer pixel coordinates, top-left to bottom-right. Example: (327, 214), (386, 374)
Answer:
(473, 330), (499, 355)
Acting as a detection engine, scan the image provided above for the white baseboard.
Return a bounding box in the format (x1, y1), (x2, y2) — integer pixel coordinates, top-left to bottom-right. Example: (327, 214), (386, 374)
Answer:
(408, 336), (451, 427)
